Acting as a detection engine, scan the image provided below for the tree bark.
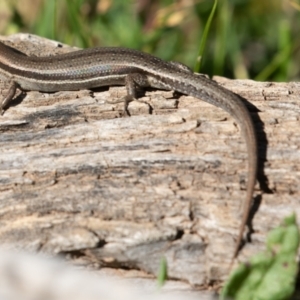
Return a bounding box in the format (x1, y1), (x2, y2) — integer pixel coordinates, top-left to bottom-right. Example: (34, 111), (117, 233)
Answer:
(0, 33), (299, 286)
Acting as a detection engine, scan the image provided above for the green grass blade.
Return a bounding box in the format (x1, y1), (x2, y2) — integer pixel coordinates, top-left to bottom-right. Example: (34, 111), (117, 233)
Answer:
(212, 0), (230, 76)
(33, 0), (57, 40)
(194, 0), (218, 73)
(254, 45), (291, 81)
(255, 19), (291, 82)
(65, 0), (91, 47)
(157, 256), (168, 288)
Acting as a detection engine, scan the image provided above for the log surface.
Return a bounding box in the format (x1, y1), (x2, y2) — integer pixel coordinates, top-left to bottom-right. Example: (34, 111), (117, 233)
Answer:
(0, 33), (299, 286)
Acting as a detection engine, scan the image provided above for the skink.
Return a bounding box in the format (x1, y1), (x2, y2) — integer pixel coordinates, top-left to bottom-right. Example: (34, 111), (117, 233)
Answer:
(0, 40), (257, 261)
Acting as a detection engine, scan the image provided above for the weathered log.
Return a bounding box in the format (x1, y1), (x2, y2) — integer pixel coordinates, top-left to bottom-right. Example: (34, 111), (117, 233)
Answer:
(0, 33), (299, 286)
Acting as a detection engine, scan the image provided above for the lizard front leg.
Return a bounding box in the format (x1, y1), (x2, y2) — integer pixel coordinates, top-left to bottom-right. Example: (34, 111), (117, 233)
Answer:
(1, 81), (18, 115)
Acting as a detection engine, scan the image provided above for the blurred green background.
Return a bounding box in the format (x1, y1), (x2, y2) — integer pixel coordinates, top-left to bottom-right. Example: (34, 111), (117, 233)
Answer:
(0, 0), (299, 81)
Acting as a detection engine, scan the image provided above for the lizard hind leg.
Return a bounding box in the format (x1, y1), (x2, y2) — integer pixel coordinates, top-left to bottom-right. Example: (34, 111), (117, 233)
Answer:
(107, 73), (150, 116)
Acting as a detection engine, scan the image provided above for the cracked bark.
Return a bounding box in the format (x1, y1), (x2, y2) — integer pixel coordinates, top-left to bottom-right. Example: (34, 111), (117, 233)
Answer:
(0, 34), (300, 287)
